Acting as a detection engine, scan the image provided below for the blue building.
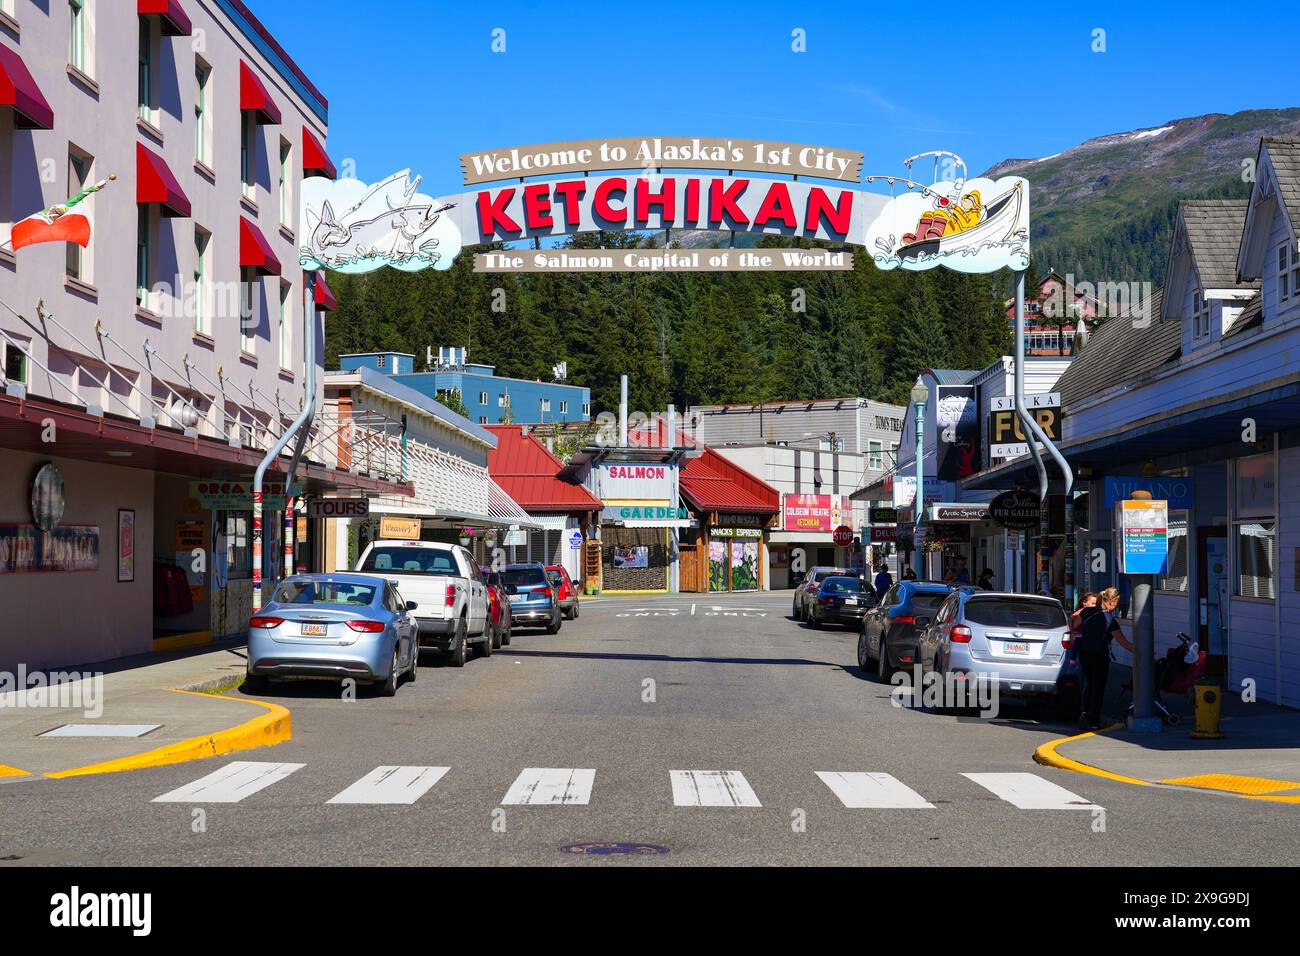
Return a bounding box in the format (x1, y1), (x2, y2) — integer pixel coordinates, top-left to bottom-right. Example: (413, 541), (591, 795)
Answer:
(338, 348), (591, 426)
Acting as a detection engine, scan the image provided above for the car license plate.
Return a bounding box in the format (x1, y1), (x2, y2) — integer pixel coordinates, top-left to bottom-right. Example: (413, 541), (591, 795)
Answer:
(845, 598), (858, 605)
(509, 593), (524, 603)
(300, 623), (328, 636)
(1003, 641), (1030, 655)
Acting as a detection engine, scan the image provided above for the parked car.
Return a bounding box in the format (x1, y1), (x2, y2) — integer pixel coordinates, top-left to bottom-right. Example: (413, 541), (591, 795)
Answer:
(481, 569), (512, 648)
(245, 573), (419, 697)
(807, 574), (876, 629)
(354, 539), (492, 667)
(858, 581), (953, 680)
(919, 590), (1078, 717)
(792, 566), (852, 621)
(496, 564), (562, 633)
(545, 565), (580, 619)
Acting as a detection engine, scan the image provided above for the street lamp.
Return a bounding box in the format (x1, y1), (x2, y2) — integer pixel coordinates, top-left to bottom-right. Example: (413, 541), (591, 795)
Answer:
(910, 377), (929, 578)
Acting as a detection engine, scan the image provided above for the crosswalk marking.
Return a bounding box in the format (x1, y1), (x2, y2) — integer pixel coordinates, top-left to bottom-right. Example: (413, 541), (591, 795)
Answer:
(962, 772), (1102, 810)
(816, 771), (934, 809)
(152, 761), (304, 803)
(501, 768), (595, 805)
(670, 770), (762, 807)
(327, 766), (450, 805)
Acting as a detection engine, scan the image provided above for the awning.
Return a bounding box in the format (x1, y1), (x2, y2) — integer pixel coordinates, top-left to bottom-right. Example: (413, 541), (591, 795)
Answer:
(136, 143), (191, 218)
(138, 0), (192, 36)
(0, 44), (55, 130)
(239, 217), (281, 276)
(239, 61), (281, 125)
(302, 127), (337, 179)
(314, 273), (338, 312)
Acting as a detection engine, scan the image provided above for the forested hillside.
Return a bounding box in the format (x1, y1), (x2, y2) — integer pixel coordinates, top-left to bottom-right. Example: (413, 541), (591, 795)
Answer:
(324, 233), (1012, 416)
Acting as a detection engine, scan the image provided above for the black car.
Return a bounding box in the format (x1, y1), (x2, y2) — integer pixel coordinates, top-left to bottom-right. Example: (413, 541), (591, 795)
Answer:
(807, 575), (875, 629)
(858, 581), (953, 680)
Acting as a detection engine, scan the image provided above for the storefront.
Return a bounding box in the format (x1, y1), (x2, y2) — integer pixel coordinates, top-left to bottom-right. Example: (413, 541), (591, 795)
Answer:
(770, 492), (858, 588)
(677, 447), (779, 592)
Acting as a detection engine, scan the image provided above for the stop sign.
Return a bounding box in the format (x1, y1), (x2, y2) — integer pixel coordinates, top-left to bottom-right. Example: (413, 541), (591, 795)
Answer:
(832, 525), (855, 546)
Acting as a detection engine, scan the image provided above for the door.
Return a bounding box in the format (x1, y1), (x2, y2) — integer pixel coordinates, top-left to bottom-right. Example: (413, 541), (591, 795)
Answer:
(1198, 527), (1228, 674)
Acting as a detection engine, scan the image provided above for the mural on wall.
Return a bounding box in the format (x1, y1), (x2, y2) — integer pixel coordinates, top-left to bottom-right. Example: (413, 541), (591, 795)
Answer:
(709, 540), (728, 592)
(730, 539), (759, 591)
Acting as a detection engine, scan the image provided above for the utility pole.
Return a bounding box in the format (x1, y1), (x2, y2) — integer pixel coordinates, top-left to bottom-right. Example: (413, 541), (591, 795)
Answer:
(910, 377), (928, 579)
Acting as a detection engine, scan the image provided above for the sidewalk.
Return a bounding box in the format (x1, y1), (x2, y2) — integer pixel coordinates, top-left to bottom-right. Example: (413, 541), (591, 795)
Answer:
(0, 641), (288, 780)
(1036, 665), (1300, 804)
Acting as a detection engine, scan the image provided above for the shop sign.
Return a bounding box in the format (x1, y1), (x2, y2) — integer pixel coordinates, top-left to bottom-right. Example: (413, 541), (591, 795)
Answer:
(870, 525), (898, 543)
(869, 507), (898, 525)
(603, 505), (690, 522)
(891, 476), (917, 508)
(175, 521), (206, 601)
(307, 497), (371, 519)
(989, 394), (1061, 459)
(597, 463), (674, 500)
(929, 523), (971, 544)
(782, 494), (843, 532)
(714, 513), (767, 528)
(929, 504), (989, 522)
(712, 527), (762, 538)
(989, 489), (1040, 530)
(1103, 476), (1194, 510)
(0, 525), (99, 573)
(190, 481), (301, 510)
(379, 516), (423, 540)
(936, 385), (980, 480)
(1115, 499), (1168, 575)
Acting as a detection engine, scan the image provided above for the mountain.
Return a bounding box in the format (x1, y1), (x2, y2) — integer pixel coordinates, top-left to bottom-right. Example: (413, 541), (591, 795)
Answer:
(983, 109), (1300, 286)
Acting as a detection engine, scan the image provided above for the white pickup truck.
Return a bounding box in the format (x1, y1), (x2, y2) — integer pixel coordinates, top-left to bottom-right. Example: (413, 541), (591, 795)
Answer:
(354, 539), (491, 667)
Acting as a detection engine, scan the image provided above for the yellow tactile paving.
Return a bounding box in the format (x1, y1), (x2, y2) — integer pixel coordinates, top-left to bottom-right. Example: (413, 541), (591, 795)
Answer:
(1160, 772), (1300, 795)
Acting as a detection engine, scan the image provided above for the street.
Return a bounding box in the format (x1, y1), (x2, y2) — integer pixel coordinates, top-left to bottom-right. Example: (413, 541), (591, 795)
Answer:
(0, 591), (1289, 867)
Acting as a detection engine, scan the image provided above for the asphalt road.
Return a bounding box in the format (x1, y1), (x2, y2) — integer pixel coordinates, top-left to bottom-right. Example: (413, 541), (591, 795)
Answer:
(0, 591), (1292, 866)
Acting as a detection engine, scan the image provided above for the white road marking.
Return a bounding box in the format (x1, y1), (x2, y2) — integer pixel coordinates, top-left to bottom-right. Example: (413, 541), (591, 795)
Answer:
(326, 766), (450, 805)
(816, 771), (934, 809)
(502, 768), (595, 805)
(962, 772), (1102, 810)
(670, 770), (762, 807)
(152, 761), (304, 803)
(39, 724), (159, 738)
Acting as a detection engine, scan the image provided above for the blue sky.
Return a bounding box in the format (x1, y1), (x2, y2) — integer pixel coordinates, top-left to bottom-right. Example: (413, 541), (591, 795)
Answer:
(254, 0), (1295, 195)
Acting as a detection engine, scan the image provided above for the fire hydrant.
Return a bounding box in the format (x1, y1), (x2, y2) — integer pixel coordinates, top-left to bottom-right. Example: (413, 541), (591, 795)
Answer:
(1190, 678), (1225, 739)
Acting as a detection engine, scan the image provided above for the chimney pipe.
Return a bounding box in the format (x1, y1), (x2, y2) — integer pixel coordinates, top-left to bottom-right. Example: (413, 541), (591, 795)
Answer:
(667, 404), (676, 448)
(619, 375), (628, 447)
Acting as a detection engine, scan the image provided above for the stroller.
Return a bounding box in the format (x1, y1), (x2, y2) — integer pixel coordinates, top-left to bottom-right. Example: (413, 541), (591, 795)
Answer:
(1120, 632), (1207, 726)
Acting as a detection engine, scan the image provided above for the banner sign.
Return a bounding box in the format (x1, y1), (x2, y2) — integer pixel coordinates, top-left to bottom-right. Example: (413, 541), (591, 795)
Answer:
(712, 527), (763, 539)
(191, 481), (301, 511)
(989, 393), (1062, 459)
(0, 524), (99, 573)
(1115, 499), (1169, 574)
(1104, 476), (1194, 510)
(475, 247), (852, 273)
(782, 494), (844, 533)
(935, 385), (980, 481)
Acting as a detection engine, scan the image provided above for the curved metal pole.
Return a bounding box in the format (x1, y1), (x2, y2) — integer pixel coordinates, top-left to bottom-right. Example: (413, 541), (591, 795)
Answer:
(253, 271), (320, 611)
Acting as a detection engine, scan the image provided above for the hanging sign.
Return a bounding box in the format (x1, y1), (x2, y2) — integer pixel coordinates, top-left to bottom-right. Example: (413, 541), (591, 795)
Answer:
(989, 489), (1041, 530)
(307, 497), (371, 519)
(989, 394), (1062, 458)
(379, 516), (423, 540)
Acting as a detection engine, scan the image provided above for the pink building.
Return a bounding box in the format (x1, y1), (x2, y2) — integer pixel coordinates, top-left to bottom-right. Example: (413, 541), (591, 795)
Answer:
(0, 1), (405, 671)
(1003, 268), (1099, 355)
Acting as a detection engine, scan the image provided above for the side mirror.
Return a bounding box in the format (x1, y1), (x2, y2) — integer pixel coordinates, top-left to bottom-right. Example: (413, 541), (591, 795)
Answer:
(406, 601), (418, 611)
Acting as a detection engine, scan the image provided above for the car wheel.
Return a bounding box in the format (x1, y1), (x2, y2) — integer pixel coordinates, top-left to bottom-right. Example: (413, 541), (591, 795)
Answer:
(810, 610), (821, 629)
(476, 628), (493, 658)
(380, 645), (400, 697)
(877, 637), (893, 682)
(446, 619), (467, 668)
(244, 670), (267, 694)
(501, 623), (512, 646)
(573, 603), (580, 620)
(857, 633), (870, 672)
(491, 621), (502, 650)
(792, 600), (799, 619)
(407, 642), (419, 682)
(546, 612), (561, 635)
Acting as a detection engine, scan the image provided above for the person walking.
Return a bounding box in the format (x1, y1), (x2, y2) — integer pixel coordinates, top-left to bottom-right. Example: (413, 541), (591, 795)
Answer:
(872, 564), (893, 602)
(1074, 587), (1133, 730)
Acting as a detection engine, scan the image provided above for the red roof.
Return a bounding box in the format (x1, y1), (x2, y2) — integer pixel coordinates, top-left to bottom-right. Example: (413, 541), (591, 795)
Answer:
(680, 446), (779, 515)
(485, 425), (602, 513)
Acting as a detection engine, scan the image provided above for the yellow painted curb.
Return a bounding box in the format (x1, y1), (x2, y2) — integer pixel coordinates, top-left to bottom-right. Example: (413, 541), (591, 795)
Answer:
(0, 763), (30, 778)
(1160, 772), (1300, 795)
(1033, 725), (1151, 787)
(45, 689), (291, 779)
(152, 630), (214, 653)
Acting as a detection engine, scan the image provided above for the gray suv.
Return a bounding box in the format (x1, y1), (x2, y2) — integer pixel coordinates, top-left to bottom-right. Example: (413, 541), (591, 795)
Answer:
(792, 566), (852, 621)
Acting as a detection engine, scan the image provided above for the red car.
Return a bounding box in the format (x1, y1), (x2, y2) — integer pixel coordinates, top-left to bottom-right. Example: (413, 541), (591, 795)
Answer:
(544, 565), (580, 620)
(481, 568), (512, 648)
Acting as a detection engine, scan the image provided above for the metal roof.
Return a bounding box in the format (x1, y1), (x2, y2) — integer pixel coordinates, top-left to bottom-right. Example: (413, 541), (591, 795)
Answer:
(484, 425), (603, 513)
(679, 447), (780, 515)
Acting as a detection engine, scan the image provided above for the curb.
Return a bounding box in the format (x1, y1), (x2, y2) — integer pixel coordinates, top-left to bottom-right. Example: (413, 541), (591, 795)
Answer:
(0, 763), (30, 778)
(44, 689), (291, 779)
(1033, 724), (1150, 786)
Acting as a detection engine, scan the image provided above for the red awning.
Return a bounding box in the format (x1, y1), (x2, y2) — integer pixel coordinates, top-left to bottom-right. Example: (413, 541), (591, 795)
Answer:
(0, 44), (54, 130)
(302, 126), (337, 179)
(314, 273), (338, 312)
(239, 61), (281, 125)
(138, 0), (192, 36)
(136, 143), (191, 218)
(239, 218), (282, 276)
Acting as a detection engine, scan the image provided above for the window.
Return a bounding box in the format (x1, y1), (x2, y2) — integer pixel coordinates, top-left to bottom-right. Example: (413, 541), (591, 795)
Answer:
(1159, 510), (1189, 592)
(68, 0), (86, 72)
(868, 439), (883, 470)
(278, 281), (291, 369)
(1192, 290), (1211, 340)
(541, 397), (552, 414)
(478, 390), (488, 404)
(2, 340), (28, 385)
(137, 17), (154, 123)
(66, 150), (90, 281)
(890, 442), (899, 467)
(1234, 452), (1275, 600)
(278, 138), (292, 226)
(479, 416), (488, 424)
(583, 403), (591, 416)
(240, 115), (255, 200)
(135, 206), (151, 307)
(194, 61), (211, 165)
(497, 394), (505, 408)
(560, 400), (568, 414)
(193, 227), (210, 334)
(220, 511), (252, 579)
(1280, 244), (1291, 302)
(376, 354), (386, 369)
(240, 268), (257, 353)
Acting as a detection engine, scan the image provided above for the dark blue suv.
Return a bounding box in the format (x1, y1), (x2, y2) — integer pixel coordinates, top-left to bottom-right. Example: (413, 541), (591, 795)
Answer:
(858, 581), (953, 679)
(492, 564), (562, 634)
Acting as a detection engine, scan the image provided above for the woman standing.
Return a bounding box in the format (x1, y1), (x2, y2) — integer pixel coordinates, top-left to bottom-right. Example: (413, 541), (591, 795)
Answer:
(1075, 587), (1133, 730)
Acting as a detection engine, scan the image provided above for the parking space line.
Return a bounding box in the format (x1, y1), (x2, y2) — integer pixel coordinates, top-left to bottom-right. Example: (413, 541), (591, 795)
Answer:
(501, 767), (596, 805)
(670, 770), (762, 807)
(962, 772), (1101, 810)
(816, 771), (934, 808)
(327, 766), (450, 805)
(152, 761), (304, 803)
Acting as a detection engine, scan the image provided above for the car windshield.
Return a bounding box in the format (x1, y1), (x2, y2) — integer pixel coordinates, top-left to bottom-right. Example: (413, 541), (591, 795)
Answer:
(965, 597), (1067, 628)
(500, 567), (546, 589)
(909, 593), (950, 616)
(273, 580), (377, 607)
(820, 577), (862, 594)
(360, 547), (457, 576)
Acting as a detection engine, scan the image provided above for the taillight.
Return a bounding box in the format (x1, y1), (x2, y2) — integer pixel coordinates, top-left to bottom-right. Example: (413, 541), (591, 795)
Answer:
(541, 587), (553, 599)
(345, 620), (385, 633)
(895, 615), (916, 624)
(445, 584), (456, 607)
(248, 616), (283, 629)
(951, 625), (973, 643)
(1062, 636), (1074, 650)
(819, 596), (834, 606)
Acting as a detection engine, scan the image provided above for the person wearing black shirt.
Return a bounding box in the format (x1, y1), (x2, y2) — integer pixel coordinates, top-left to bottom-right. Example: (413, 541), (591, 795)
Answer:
(1075, 587), (1134, 730)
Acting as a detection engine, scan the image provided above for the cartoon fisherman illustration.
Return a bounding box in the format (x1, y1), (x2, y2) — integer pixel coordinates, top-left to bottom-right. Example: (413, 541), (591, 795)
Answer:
(902, 188), (983, 245)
